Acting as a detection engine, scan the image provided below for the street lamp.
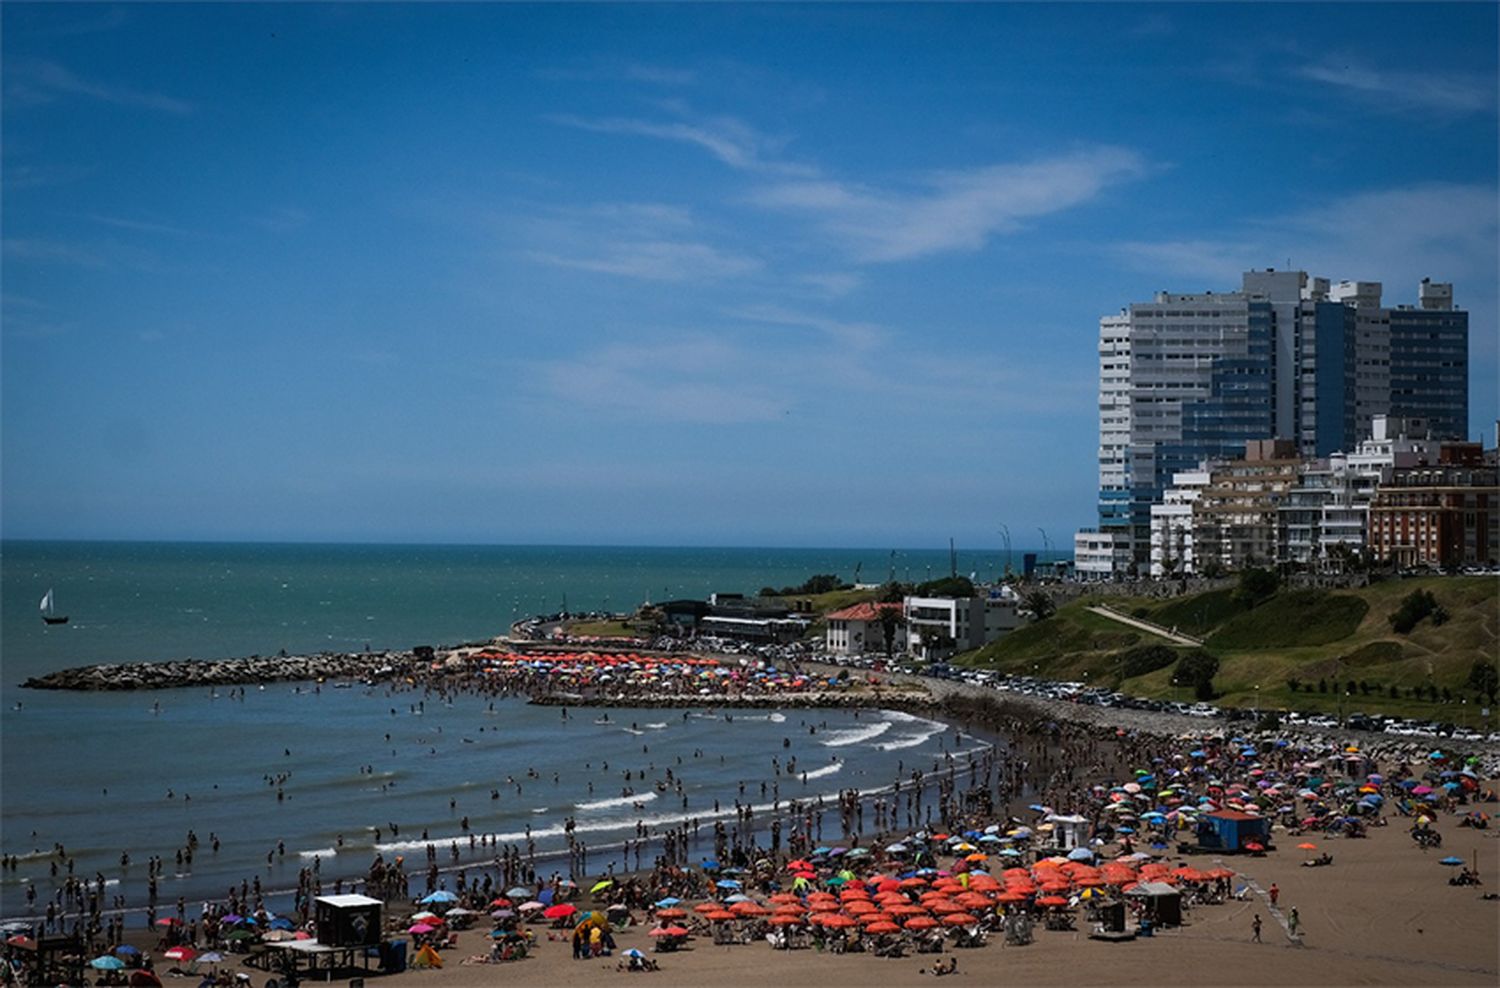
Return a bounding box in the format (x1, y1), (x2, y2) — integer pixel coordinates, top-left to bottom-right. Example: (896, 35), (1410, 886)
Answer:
(1254, 684), (1261, 720)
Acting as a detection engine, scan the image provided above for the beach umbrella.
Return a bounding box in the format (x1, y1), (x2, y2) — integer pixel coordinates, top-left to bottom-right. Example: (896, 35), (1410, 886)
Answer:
(1297, 843), (1318, 850)
(904, 915), (939, 930)
(91, 956), (126, 971)
(519, 901), (546, 912)
(420, 890), (459, 905)
(1438, 857), (1464, 866)
(865, 921), (901, 935)
(114, 945), (140, 957)
(543, 904), (578, 920)
(163, 946), (195, 962)
(942, 913), (979, 927)
(769, 915), (803, 927)
(591, 880), (614, 894)
(506, 887), (532, 899)
(410, 911), (440, 921)
(408, 923), (435, 934)
(623, 948), (646, 959)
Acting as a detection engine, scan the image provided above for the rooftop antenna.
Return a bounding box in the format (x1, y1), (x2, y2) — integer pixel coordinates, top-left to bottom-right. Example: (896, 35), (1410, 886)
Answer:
(998, 524), (1012, 578)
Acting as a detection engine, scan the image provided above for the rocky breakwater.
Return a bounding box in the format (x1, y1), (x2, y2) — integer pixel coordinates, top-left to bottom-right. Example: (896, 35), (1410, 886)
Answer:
(23, 650), (418, 691)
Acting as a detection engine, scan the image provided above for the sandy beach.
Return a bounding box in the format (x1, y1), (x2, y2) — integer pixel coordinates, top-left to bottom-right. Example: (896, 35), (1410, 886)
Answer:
(64, 760), (1494, 988)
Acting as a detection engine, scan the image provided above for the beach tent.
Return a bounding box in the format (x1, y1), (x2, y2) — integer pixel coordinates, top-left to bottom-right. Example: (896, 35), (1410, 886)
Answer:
(1125, 882), (1181, 927)
(410, 944), (444, 969)
(1196, 809), (1269, 852)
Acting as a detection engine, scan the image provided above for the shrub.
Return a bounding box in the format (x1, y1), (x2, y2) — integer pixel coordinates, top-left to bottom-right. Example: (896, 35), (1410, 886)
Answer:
(1389, 590), (1439, 633)
(1116, 644), (1178, 678)
(1173, 649), (1220, 701)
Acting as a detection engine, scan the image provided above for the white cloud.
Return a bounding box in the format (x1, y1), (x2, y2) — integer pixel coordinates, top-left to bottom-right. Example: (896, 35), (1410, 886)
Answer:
(521, 201), (760, 283)
(3, 238), (106, 267)
(548, 108), (813, 176)
(526, 240), (760, 282)
(530, 337), (790, 425)
(1295, 58), (1494, 115)
(1113, 182), (1499, 291)
(752, 147), (1150, 262)
(623, 63), (697, 86)
(725, 303), (887, 351)
(7, 59), (194, 114)
(249, 207), (310, 233)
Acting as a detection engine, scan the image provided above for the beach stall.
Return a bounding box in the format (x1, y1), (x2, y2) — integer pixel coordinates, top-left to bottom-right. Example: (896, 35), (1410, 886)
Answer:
(1124, 881), (1182, 928)
(1196, 809), (1269, 852)
(314, 894), (384, 948)
(1045, 813), (1090, 851)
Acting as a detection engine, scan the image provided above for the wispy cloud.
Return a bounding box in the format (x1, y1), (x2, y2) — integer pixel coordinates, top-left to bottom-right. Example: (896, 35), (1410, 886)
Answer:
(521, 201), (760, 283)
(3, 238), (106, 268)
(530, 337), (790, 425)
(1112, 182), (1499, 291)
(623, 63), (697, 86)
(725, 303), (888, 351)
(1294, 57), (1494, 115)
(752, 147), (1151, 262)
(248, 207), (310, 233)
(548, 105), (813, 176)
(527, 240), (760, 282)
(798, 271), (863, 297)
(6, 59), (194, 114)
(79, 213), (198, 238)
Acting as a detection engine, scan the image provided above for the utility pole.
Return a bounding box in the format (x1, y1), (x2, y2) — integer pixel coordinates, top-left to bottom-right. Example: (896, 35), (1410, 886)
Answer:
(950, 538), (957, 579)
(998, 525), (1012, 579)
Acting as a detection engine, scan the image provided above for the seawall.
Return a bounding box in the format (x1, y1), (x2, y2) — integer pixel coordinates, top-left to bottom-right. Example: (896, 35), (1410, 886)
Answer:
(21, 651), (418, 691)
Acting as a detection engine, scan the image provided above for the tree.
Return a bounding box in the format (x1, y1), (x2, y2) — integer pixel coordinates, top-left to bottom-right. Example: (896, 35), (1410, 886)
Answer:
(1199, 559), (1226, 580)
(1466, 659), (1499, 705)
(1173, 649), (1220, 701)
(1286, 678), (1301, 693)
(877, 606), (905, 659)
(1234, 567), (1280, 607)
(1023, 590), (1056, 621)
(1389, 590), (1439, 633)
(914, 575), (975, 598)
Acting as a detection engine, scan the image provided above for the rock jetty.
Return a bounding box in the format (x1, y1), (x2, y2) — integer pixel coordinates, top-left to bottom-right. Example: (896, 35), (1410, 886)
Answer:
(22, 650), (418, 691)
(529, 690), (939, 713)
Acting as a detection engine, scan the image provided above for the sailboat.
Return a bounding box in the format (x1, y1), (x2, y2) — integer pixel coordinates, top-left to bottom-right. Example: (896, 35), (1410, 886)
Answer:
(40, 588), (69, 625)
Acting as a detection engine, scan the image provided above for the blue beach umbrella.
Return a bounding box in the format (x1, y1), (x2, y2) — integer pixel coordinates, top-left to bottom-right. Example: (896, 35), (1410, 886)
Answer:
(420, 890), (458, 905)
(506, 887), (531, 899)
(654, 898), (681, 908)
(1438, 857), (1464, 866)
(113, 945), (140, 957)
(91, 957), (126, 971)
(715, 879), (741, 890)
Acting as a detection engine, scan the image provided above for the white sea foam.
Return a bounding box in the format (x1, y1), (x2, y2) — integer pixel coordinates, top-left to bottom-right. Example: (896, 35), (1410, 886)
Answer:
(299, 848), (336, 859)
(875, 710), (949, 750)
(575, 792), (658, 812)
(800, 761), (842, 781)
(645, 723), (667, 730)
(769, 712), (786, 723)
(621, 728), (644, 736)
(819, 721), (892, 747)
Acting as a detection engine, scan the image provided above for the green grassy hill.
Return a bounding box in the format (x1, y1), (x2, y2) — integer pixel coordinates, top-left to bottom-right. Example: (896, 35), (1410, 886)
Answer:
(960, 576), (1498, 721)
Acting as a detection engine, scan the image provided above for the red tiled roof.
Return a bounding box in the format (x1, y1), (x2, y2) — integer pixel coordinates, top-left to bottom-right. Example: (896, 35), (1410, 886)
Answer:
(826, 602), (903, 621)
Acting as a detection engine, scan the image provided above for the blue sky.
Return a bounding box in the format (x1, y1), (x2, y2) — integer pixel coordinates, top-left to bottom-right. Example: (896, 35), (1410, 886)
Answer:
(3, 3), (1496, 547)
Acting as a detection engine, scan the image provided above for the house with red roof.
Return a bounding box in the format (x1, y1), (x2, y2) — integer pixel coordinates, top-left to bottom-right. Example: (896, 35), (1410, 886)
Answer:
(825, 601), (906, 656)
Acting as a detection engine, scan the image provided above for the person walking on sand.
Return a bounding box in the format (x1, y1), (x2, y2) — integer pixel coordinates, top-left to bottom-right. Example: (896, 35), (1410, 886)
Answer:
(1288, 907), (1300, 937)
(1252, 914), (1262, 943)
(1268, 883), (1279, 907)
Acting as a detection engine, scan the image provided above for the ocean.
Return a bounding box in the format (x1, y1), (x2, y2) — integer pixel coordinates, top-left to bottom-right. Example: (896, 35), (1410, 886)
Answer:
(0, 541), (1045, 922)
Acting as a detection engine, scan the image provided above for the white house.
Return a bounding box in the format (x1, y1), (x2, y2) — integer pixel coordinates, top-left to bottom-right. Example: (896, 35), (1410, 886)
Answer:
(903, 588), (1021, 659)
(824, 602), (905, 656)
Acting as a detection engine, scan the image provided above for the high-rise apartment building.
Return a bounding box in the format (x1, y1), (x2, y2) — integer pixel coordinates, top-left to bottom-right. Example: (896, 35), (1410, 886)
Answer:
(1083, 270), (1468, 575)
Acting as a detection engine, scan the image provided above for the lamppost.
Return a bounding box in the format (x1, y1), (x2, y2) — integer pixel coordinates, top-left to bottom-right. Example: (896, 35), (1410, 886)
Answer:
(1254, 684), (1261, 721)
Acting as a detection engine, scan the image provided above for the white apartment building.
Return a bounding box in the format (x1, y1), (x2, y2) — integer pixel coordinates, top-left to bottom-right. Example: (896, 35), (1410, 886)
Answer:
(903, 589), (1021, 659)
(1074, 529), (1133, 581)
(1149, 469), (1210, 577)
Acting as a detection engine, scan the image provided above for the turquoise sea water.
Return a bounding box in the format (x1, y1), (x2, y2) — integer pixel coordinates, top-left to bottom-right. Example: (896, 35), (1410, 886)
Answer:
(0, 541), (1042, 921)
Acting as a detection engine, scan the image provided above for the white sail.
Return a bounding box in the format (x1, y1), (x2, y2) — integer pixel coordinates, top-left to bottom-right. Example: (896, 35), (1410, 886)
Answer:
(40, 589), (53, 615)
